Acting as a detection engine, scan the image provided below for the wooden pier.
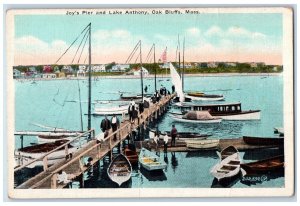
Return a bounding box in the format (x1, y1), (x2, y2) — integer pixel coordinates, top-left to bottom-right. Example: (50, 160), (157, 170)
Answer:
(15, 94), (175, 189)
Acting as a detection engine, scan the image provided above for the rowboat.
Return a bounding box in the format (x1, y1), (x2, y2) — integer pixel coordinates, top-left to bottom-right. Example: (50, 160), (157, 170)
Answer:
(243, 136), (284, 146)
(149, 130), (211, 141)
(120, 93), (152, 100)
(185, 139), (220, 149)
(219, 146), (239, 160)
(210, 152), (242, 182)
(139, 148), (167, 171)
(124, 148), (139, 165)
(240, 155), (284, 175)
(107, 154), (132, 186)
(14, 140), (84, 168)
(175, 102), (260, 120)
(94, 104), (128, 115)
(169, 111), (222, 124)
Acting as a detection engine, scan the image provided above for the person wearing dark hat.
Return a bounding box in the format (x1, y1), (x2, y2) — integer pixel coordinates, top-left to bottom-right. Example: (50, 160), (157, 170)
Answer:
(170, 124), (177, 147)
(100, 115), (111, 133)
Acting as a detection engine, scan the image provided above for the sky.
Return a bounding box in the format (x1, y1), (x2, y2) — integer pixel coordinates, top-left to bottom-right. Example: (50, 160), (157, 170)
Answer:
(13, 11), (283, 65)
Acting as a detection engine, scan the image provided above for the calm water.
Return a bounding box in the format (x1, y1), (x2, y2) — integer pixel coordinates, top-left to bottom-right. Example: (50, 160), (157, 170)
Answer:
(14, 75), (284, 188)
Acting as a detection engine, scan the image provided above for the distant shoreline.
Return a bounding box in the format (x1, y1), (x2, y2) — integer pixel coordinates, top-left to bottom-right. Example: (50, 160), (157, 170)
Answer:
(15, 72), (282, 81)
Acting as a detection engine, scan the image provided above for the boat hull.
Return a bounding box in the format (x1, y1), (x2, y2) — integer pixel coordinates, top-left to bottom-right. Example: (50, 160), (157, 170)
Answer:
(170, 114), (222, 123)
(107, 154), (132, 186)
(94, 105), (128, 115)
(185, 94), (225, 101)
(243, 136), (284, 146)
(185, 139), (220, 149)
(139, 148), (167, 171)
(213, 111), (261, 120)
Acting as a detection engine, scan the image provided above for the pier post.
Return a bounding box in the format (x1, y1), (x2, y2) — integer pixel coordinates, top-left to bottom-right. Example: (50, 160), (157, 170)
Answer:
(20, 135), (24, 149)
(42, 157), (48, 171)
(51, 174), (57, 189)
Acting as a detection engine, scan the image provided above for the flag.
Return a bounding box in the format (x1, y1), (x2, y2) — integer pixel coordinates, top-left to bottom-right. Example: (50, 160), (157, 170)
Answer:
(160, 47), (167, 64)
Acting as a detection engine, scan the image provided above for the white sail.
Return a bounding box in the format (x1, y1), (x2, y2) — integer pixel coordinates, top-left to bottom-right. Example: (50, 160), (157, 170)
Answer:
(169, 63), (184, 102)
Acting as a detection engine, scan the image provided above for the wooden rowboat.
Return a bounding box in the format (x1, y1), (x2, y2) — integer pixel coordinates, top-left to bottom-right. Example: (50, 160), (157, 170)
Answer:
(107, 154), (132, 186)
(219, 146), (239, 160)
(243, 136), (284, 146)
(124, 148), (138, 165)
(139, 148), (167, 171)
(240, 155), (284, 175)
(185, 139), (220, 149)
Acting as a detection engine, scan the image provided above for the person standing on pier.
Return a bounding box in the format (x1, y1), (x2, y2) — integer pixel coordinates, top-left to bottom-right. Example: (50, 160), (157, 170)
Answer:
(111, 114), (120, 141)
(144, 85), (148, 93)
(170, 124), (177, 147)
(100, 115), (111, 136)
(128, 102), (135, 123)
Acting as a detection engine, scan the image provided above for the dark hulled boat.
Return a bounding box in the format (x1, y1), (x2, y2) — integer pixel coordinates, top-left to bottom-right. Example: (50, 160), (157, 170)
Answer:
(240, 155), (284, 174)
(243, 136), (284, 146)
(124, 148), (138, 165)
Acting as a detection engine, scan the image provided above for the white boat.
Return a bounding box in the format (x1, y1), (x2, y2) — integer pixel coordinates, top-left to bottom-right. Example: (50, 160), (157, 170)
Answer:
(210, 153), (242, 182)
(185, 139), (220, 149)
(175, 102), (260, 120)
(170, 111), (222, 124)
(14, 139), (88, 168)
(185, 94), (225, 101)
(94, 104), (128, 115)
(139, 148), (167, 171)
(107, 154), (132, 186)
(149, 130), (210, 141)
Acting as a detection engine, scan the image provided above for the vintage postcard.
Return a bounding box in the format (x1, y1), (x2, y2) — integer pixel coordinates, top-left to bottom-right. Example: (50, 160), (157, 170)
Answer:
(6, 7), (294, 198)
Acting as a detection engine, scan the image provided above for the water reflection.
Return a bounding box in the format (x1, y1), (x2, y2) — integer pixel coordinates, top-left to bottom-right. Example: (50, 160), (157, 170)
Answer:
(140, 167), (167, 182)
(243, 148), (284, 161)
(211, 173), (242, 188)
(171, 152), (178, 173)
(186, 150), (219, 159)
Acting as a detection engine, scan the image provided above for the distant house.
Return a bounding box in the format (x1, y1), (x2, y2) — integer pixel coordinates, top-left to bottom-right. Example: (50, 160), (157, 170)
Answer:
(62, 65), (74, 73)
(161, 62), (170, 69)
(53, 65), (60, 72)
(273, 66), (278, 72)
(43, 65), (52, 73)
(42, 73), (56, 79)
(225, 62), (237, 67)
(180, 62), (192, 69)
(208, 62), (218, 68)
(78, 65), (87, 71)
(250, 62), (258, 68)
(92, 64), (106, 72)
(13, 69), (21, 78)
(133, 67), (149, 76)
(198, 63), (208, 68)
(77, 68), (86, 77)
(111, 64), (130, 72)
(29, 66), (37, 73)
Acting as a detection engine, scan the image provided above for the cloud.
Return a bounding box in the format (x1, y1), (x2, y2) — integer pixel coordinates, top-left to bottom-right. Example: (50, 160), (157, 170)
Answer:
(205, 26), (222, 37)
(186, 27), (201, 36)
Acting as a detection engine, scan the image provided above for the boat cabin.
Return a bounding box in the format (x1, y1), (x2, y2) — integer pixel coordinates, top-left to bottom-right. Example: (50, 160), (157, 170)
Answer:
(178, 102), (242, 115)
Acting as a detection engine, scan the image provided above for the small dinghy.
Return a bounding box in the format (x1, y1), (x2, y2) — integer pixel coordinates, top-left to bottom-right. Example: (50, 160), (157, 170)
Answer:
(219, 146), (239, 160)
(185, 139), (220, 149)
(94, 104), (128, 115)
(139, 148), (167, 171)
(124, 148), (139, 165)
(243, 136), (284, 146)
(107, 154), (132, 186)
(170, 111), (222, 123)
(210, 151), (243, 183)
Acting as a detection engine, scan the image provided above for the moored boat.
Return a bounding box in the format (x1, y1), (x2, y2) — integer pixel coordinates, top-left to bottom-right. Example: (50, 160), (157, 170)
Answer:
(149, 130), (211, 141)
(240, 155), (284, 175)
(14, 140), (85, 168)
(185, 139), (220, 149)
(219, 146), (239, 160)
(174, 102), (260, 120)
(185, 93), (225, 101)
(243, 136), (284, 146)
(210, 152), (242, 183)
(124, 148), (138, 165)
(274, 127), (284, 136)
(170, 111), (222, 124)
(107, 154), (132, 186)
(139, 148), (167, 171)
(94, 104), (128, 115)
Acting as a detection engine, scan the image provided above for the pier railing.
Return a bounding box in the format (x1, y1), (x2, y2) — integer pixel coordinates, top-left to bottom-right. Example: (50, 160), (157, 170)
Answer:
(14, 129), (95, 172)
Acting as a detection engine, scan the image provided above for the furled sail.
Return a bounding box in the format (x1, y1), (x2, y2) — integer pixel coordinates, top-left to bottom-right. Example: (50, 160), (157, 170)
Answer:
(170, 63), (184, 102)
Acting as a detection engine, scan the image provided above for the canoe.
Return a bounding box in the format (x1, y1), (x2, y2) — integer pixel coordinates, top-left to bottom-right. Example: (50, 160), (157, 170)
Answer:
(107, 154), (132, 186)
(139, 148), (167, 171)
(219, 146), (239, 160)
(185, 139), (220, 149)
(240, 155), (284, 175)
(124, 148), (139, 165)
(210, 153), (242, 182)
(243, 136), (284, 146)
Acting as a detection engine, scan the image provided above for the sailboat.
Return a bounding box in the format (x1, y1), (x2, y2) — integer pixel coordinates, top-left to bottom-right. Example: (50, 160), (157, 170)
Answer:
(14, 23), (94, 169)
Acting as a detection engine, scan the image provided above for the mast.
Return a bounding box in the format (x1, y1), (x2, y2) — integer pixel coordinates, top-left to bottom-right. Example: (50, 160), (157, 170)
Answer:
(182, 37), (185, 92)
(139, 40), (144, 102)
(88, 23), (92, 136)
(154, 44), (157, 92)
(77, 79), (83, 131)
(178, 34), (181, 78)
